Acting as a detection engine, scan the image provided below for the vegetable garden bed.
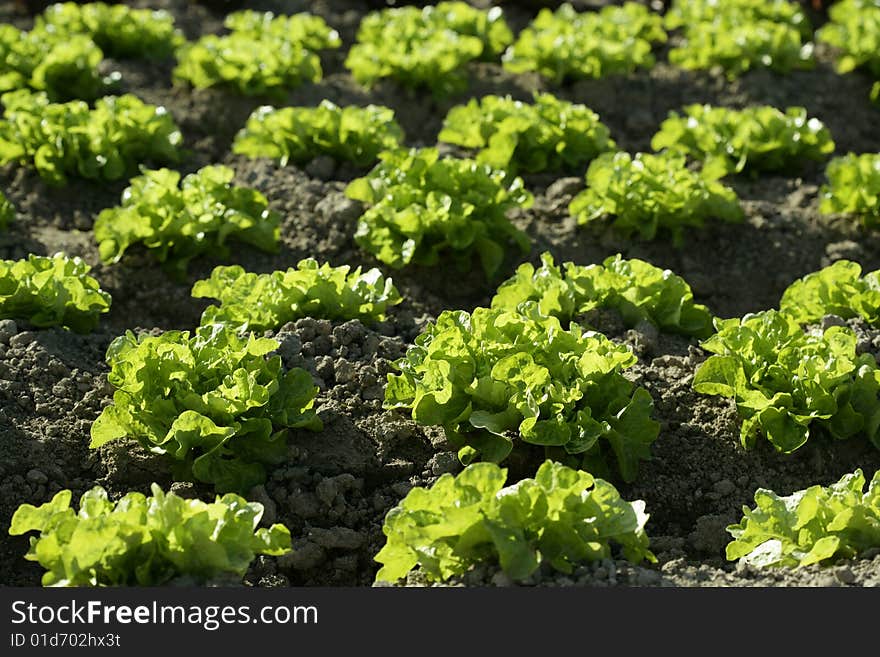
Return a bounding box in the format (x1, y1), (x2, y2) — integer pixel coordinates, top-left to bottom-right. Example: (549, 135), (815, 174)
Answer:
(1, 0), (880, 588)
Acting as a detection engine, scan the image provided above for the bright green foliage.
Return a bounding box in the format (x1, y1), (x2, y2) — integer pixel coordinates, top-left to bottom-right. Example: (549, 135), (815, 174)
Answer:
(374, 460), (655, 583)
(819, 152), (880, 227)
(502, 2), (666, 83)
(492, 252), (714, 338)
(0, 90), (182, 186)
(36, 2), (184, 58)
(872, 81), (880, 105)
(726, 469), (880, 568)
(345, 2), (513, 97)
(665, 0), (812, 35)
(693, 310), (880, 454)
(779, 260), (880, 327)
(438, 92), (615, 175)
(173, 11), (340, 97)
(93, 165), (279, 275)
(0, 190), (12, 229)
(192, 259), (403, 331)
(384, 303), (659, 482)
(232, 101), (404, 167)
(816, 0), (880, 77)
(9, 483), (292, 586)
(668, 20), (814, 78)
(569, 151), (744, 244)
(651, 104), (835, 177)
(665, 0), (814, 78)
(90, 324), (322, 494)
(0, 253), (111, 333)
(345, 148), (532, 280)
(0, 26), (106, 101)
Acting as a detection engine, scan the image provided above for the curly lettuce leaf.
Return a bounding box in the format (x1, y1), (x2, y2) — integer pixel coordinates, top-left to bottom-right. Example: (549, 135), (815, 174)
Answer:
(693, 310), (880, 453)
(0, 252), (110, 333)
(385, 302), (659, 481)
(192, 259), (402, 331)
(346, 147), (532, 280)
(492, 252), (714, 338)
(779, 260), (880, 327)
(9, 483), (292, 586)
(233, 101), (404, 167)
(345, 2), (512, 97)
(651, 104), (835, 176)
(502, 2), (666, 83)
(375, 460), (655, 583)
(439, 92), (615, 175)
(94, 165), (279, 275)
(727, 469), (880, 568)
(90, 324), (321, 493)
(569, 150), (744, 244)
(0, 89), (181, 185)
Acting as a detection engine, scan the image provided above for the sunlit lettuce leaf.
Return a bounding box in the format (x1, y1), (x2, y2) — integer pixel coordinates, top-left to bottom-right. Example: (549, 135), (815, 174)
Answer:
(439, 92), (615, 175)
(0, 252), (110, 333)
(192, 259), (402, 331)
(94, 165), (279, 275)
(385, 302), (659, 481)
(233, 101), (404, 167)
(90, 323), (322, 493)
(9, 483), (292, 586)
(727, 469), (880, 568)
(374, 460), (655, 583)
(693, 309), (880, 453)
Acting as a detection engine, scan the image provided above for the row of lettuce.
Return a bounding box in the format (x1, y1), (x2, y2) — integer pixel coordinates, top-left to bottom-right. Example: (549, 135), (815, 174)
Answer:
(3, 1), (880, 102)
(4, 0), (880, 587)
(1, 88), (879, 282)
(4, 243), (880, 584)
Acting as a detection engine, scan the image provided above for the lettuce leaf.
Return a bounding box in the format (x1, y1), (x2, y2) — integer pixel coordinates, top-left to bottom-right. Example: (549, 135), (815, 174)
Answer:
(9, 483), (292, 586)
(375, 460), (655, 583)
(90, 324), (321, 493)
(192, 259), (402, 331)
(385, 302), (659, 481)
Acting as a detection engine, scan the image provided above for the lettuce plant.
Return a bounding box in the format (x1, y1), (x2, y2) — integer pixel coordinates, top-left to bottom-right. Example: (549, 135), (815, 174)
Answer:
(651, 104), (835, 177)
(438, 92), (615, 175)
(0, 90), (182, 186)
(492, 252), (714, 338)
(819, 152), (880, 227)
(0, 26), (106, 101)
(9, 483), (292, 586)
(816, 0), (880, 78)
(664, 0), (812, 35)
(693, 310), (880, 453)
(779, 260), (880, 327)
(94, 165), (279, 275)
(569, 150), (744, 244)
(192, 259), (403, 331)
(0, 190), (13, 230)
(668, 20), (814, 78)
(35, 2), (184, 59)
(501, 2), (666, 83)
(345, 148), (532, 280)
(174, 11), (340, 97)
(0, 253), (111, 333)
(232, 101), (404, 168)
(665, 0), (814, 78)
(375, 460), (655, 584)
(726, 469), (880, 568)
(385, 303), (659, 482)
(90, 324), (321, 494)
(345, 2), (513, 97)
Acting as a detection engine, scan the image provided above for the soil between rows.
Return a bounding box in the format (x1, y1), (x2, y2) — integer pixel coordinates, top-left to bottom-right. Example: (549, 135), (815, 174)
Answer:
(1, 0), (880, 588)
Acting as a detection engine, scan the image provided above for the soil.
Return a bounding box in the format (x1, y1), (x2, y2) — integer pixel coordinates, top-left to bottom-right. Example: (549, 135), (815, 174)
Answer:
(1, 0), (880, 588)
